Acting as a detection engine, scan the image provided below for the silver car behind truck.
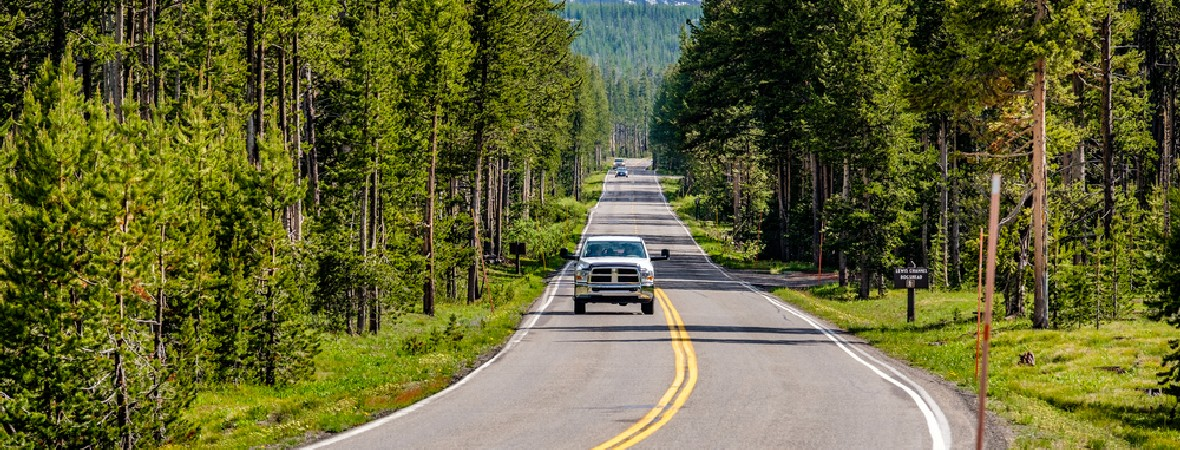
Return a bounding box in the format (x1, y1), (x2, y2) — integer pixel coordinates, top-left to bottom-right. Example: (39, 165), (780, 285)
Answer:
(560, 236), (669, 315)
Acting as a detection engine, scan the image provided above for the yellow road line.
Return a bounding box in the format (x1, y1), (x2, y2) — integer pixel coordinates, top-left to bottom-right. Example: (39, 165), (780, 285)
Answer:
(593, 288), (697, 450)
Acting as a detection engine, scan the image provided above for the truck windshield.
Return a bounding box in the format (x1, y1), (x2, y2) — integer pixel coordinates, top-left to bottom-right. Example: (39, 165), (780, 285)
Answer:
(583, 241), (647, 258)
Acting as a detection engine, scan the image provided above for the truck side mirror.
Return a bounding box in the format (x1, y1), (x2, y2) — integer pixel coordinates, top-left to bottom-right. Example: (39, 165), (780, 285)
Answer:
(560, 248), (576, 260)
(651, 249), (670, 261)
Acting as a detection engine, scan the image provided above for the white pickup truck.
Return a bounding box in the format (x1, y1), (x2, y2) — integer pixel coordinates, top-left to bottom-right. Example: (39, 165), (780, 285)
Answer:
(560, 236), (669, 315)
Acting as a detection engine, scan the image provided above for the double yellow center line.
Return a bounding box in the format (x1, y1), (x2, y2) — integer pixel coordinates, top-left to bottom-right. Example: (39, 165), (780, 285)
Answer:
(593, 288), (698, 449)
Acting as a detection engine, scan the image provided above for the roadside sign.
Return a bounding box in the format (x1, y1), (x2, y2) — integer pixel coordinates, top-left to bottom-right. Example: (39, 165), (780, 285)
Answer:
(893, 267), (929, 289)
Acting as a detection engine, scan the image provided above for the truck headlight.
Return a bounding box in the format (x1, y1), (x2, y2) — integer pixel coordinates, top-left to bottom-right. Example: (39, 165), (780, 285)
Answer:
(640, 266), (654, 282)
(574, 264), (589, 282)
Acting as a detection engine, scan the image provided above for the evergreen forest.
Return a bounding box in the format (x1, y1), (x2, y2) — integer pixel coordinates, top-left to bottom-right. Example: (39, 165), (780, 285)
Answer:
(0, 0), (610, 446)
(562, 1), (700, 163)
(651, 0), (1180, 403)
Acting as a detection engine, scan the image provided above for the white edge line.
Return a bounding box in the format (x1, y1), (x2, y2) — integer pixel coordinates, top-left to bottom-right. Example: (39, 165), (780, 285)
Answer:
(651, 173), (952, 450)
(304, 175), (609, 449)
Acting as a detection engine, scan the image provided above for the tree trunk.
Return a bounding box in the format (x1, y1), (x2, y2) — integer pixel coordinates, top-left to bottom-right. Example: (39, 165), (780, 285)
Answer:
(811, 153), (821, 267)
(357, 170), (369, 335)
(1164, 88), (1173, 233)
(1068, 73), (1087, 187)
(255, 2), (266, 168)
(939, 117), (949, 287)
(1101, 13), (1114, 242)
(1031, 50), (1050, 328)
(498, 156), (508, 259)
(858, 255), (870, 299)
(291, 29), (303, 240)
(732, 158), (741, 234)
(1008, 227), (1030, 319)
(776, 158), (788, 261)
(469, 134), (485, 304)
(306, 69), (320, 209)
(107, 1), (126, 120)
(839, 158), (849, 286)
(424, 103), (439, 316)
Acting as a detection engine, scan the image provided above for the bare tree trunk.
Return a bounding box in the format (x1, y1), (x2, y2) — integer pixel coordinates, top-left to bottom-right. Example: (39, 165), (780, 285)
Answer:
(1164, 88), (1173, 233)
(291, 28), (303, 240)
(776, 158), (788, 261)
(497, 156), (508, 258)
(1068, 73), (1087, 187)
(469, 135), (485, 304)
(939, 118), (948, 287)
(839, 158), (849, 286)
(1101, 13), (1115, 242)
(951, 156), (962, 288)
(357, 171), (369, 334)
(1031, 2), (1050, 327)
(306, 69), (320, 209)
(255, 3), (266, 167)
(811, 153), (821, 267)
(732, 158), (741, 234)
(1099, 13), (1120, 315)
(107, 1), (126, 120)
(522, 160), (531, 219)
(153, 221), (166, 440)
(424, 103), (439, 316)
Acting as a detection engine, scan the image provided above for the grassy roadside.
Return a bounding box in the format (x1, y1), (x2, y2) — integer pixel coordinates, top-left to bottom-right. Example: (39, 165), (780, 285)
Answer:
(169, 179), (603, 449)
(657, 174), (1180, 448)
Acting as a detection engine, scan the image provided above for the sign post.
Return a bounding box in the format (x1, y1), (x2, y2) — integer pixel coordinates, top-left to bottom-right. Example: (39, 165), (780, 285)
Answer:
(893, 264), (929, 323)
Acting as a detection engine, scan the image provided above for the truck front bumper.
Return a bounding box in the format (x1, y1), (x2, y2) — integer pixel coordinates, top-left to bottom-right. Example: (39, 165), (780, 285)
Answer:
(574, 283), (655, 303)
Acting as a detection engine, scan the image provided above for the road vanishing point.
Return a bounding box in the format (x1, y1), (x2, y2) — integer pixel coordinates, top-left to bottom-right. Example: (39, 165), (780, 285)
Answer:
(306, 159), (1008, 449)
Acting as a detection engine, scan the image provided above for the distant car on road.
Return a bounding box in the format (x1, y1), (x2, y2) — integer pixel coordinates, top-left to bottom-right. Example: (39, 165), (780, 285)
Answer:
(613, 157), (625, 169)
(616, 167), (628, 177)
(561, 236), (669, 314)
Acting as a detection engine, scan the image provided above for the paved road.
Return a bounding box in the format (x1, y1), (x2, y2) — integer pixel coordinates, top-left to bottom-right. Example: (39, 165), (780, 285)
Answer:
(307, 160), (1008, 449)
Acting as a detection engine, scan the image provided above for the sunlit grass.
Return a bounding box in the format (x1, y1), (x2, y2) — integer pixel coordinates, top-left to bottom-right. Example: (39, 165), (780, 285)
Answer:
(775, 286), (1180, 448)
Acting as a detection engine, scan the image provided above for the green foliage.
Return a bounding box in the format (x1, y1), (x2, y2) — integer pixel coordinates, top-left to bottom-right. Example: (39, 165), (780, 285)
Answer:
(1152, 190), (1180, 402)
(0, 0), (596, 443)
(400, 314), (466, 355)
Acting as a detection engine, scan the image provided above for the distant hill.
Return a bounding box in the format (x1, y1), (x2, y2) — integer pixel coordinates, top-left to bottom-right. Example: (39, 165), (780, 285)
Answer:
(560, 2), (701, 155)
(562, 2), (699, 78)
(568, 0), (701, 5)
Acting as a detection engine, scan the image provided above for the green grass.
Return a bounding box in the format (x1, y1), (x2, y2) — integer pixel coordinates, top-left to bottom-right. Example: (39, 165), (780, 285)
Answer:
(170, 192), (594, 449)
(654, 174), (1180, 448)
(778, 288), (1180, 448)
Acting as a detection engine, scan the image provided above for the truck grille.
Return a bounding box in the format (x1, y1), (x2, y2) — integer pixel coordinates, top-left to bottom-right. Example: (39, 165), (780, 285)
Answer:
(589, 267), (640, 283)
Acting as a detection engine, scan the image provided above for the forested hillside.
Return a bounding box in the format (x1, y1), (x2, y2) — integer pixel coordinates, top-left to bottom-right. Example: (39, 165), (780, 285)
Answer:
(562, 2), (700, 164)
(0, 0), (609, 446)
(652, 0), (1180, 398)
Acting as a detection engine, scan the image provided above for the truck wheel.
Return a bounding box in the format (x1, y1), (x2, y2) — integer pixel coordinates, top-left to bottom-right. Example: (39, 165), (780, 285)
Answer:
(641, 301), (654, 315)
(574, 299), (586, 315)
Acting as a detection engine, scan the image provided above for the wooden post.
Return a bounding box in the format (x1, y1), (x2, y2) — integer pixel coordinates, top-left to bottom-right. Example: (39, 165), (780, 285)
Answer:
(978, 174), (1001, 449)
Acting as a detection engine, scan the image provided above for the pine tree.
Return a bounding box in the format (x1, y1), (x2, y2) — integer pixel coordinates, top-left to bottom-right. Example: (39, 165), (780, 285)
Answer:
(0, 57), (117, 448)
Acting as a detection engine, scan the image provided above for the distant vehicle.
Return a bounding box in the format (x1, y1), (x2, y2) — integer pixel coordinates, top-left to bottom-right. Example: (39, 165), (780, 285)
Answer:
(560, 236), (670, 315)
(613, 157), (625, 169)
(616, 167), (628, 177)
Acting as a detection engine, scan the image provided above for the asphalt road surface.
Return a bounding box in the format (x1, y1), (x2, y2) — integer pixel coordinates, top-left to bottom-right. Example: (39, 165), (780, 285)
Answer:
(307, 159), (1008, 449)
